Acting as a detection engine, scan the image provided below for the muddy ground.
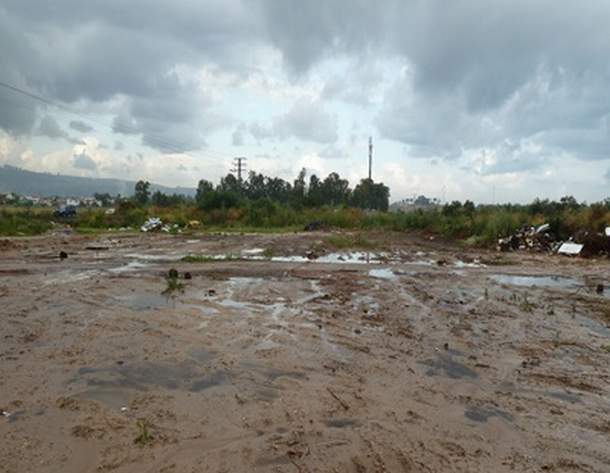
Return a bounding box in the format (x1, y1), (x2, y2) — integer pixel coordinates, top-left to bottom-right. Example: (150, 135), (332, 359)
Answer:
(1, 229), (609, 472)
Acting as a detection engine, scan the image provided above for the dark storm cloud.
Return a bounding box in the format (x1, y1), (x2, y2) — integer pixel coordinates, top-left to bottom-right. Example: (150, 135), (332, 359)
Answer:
(1, 0), (610, 169)
(258, 0), (610, 168)
(37, 115), (67, 139)
(69, 120), (93, 133)
(0, 0), (262, 151)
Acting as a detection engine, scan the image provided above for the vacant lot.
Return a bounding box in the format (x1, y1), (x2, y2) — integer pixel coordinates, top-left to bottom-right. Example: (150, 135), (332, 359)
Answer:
(1, 230), (609, 472)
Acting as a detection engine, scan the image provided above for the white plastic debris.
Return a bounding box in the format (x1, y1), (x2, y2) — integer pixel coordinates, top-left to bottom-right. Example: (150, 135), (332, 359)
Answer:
(605, 227), (610, 237)
(140, 217), (163, 232)
(104, 208), (116, 215)
(120, 406), (128, 412)
(557, 242), (584, 255)
(535, 223), (550, 234)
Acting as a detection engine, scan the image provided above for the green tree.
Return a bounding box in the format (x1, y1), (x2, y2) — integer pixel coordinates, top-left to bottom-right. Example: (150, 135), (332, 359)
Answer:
(320, 172), (350, 206)
(351, 178), (389, 211)
(134, 180), (150, 206)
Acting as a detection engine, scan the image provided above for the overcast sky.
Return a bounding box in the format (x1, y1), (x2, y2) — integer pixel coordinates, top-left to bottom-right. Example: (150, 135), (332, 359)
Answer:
(1, 0), (610, 203)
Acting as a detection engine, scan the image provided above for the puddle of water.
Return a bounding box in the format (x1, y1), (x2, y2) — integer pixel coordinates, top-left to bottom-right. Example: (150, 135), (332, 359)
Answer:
(72, 359), (306, 406)
(116, 293), (171, 311)
(124, 253), (184, 262)
(575, 315), (610, 337)
(108, 261), (149, 274)
(490, 274), (580, 289)
(190, 370), (230, 392)
(43, 270), (100, 285)
(420, 355), (478, 380)
(324, 418), (358, 428)
(75, 360), (226, 394)
(547, 391), (583, 404)
(464, 406), (513, 423)
(454, 260), (486, 268)
(74, 388), (132, 409)
(242, 248), (265, 255)
(491, 274), (609, 299)
(270, 252), (390, 265)
(369, 268), (397, 280)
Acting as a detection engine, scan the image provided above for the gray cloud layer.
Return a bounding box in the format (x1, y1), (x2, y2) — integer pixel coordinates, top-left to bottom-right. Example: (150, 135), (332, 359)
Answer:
(1, 0), (610, 171)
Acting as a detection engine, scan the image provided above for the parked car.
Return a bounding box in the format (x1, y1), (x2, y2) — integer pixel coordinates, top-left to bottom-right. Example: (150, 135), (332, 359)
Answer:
(53, 205), (77, 218)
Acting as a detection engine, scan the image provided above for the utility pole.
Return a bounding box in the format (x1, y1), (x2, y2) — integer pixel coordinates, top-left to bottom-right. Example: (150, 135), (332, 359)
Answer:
(232, 157), (247, 182)
(368, 136), (373, 181)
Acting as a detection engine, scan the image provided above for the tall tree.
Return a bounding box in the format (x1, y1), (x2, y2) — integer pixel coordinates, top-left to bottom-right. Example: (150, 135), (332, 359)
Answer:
(134, 180), (150, 206)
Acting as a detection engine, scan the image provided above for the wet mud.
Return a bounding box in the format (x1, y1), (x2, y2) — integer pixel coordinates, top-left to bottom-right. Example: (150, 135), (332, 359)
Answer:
(1, 230), (610, 472)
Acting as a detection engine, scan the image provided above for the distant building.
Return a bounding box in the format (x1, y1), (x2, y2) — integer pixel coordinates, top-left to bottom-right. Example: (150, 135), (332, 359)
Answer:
(390, 195), (441, 212)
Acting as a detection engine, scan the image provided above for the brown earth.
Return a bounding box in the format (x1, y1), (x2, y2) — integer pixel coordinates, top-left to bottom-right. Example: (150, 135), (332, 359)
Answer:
(1, 230), (609, 472)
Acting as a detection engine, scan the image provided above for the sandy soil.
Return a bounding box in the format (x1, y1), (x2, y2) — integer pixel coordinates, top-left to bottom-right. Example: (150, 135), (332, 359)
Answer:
(1, 229), (609, 472)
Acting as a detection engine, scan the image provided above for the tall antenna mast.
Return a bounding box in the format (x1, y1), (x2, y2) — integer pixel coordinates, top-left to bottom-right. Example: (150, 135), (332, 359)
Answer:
(368, 136), (373, 181)
(232, 157), (247, 182)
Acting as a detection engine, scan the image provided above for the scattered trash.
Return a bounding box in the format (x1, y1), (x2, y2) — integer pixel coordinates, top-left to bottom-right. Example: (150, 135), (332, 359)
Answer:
(1, 410), (10, 417)
(161, 223), (181, 233)
(498, 223), (610, 257)
(59, 251), (68, 259)
(120, 406), (128, 412)
(104, 208), (116, 215)
(557, 242), (583, 256)
(497, 224), (557, 253)
(140, 217), (163, 232)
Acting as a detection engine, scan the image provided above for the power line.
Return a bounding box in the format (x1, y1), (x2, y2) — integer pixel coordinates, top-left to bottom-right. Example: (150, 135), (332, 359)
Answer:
(0, 79), (233, 161)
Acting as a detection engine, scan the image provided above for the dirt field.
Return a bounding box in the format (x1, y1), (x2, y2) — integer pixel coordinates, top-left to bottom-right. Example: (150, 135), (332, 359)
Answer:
(1, 230), (609, 472)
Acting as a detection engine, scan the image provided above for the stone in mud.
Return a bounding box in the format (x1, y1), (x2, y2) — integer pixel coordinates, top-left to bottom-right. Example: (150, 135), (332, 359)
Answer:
(59, 251), (68, 259)
(184, 272), (192, 280)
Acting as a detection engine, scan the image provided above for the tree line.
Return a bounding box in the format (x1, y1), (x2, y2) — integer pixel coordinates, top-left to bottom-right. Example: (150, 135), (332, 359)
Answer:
(134, 169), (390, 211)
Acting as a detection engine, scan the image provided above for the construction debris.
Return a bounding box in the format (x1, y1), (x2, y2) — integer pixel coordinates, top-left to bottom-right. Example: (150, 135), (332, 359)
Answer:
(557, 242), (583, 256)
(141, 217), (163, 232)
(496, 224), (557, 253)
(497, 223), (610, 257)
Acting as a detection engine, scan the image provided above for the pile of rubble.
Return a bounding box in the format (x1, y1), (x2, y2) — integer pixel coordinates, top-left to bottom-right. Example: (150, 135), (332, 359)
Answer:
(497, 224), (610, 257)
(497, 224), (558, 253)
(140, 217), (181, 233)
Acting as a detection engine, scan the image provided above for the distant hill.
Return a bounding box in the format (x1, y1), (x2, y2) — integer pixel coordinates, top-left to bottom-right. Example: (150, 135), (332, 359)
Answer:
(0, 165), (196, 197)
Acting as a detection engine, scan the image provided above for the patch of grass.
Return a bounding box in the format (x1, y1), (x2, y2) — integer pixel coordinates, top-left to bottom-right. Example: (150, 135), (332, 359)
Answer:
(181, 254), (218, 263)
(324, 233), (377, 250)
(162, 273), (185, 297)
(520, 294), (535, 313)
(0, 208), (53, 236)
(134, 419), (154, 446)
(262, 248), (275, 259)
(601, 345), (610, 353)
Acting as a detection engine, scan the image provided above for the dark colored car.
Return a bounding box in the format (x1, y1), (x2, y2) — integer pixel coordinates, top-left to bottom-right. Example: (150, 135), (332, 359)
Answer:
(54, 205), (77, 218)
